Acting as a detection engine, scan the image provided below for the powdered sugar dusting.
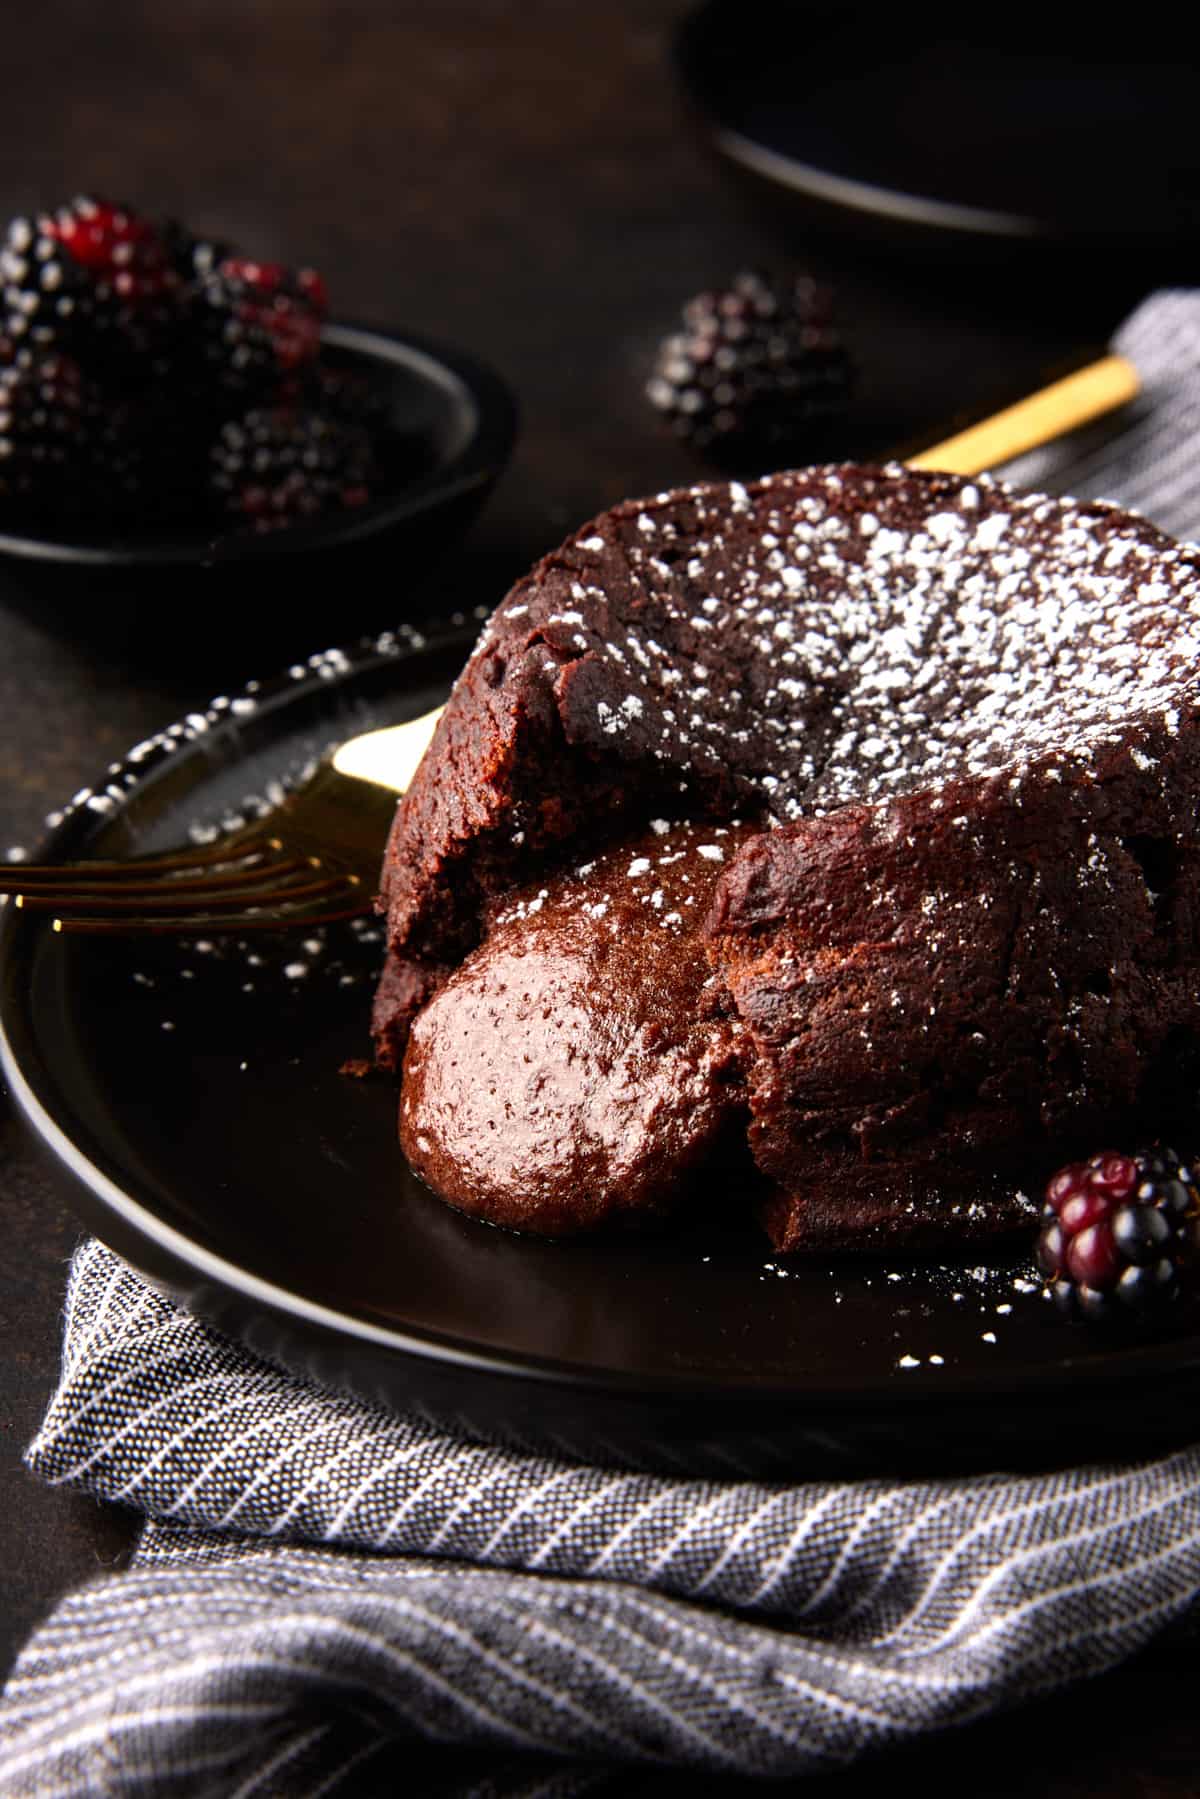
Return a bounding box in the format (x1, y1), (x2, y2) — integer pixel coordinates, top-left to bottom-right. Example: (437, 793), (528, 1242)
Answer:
(495, 465), (1200, 828)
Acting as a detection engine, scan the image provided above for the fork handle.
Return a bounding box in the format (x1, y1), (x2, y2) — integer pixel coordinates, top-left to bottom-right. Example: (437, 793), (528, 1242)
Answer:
(908, 353), (1139, 477)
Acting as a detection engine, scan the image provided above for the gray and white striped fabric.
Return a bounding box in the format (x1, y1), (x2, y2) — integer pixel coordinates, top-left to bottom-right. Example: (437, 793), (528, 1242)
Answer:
(5, 290), (1200, 1795)
(3, 1242), (1200, 1794)
(1003, 287), (1200, 542)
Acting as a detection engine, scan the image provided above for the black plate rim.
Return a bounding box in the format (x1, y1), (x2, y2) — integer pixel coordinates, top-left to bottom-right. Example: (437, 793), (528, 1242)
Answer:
(0, 321), (518, 568)
(5, 629), (1200, 1412)
(674, 0), (1188, 250)
(704, 124), (1047, 242)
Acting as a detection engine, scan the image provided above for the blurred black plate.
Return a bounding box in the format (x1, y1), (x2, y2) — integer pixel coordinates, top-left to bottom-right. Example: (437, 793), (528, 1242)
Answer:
(677, 4), (1200, 255)
(4, 626), (1200, 1477)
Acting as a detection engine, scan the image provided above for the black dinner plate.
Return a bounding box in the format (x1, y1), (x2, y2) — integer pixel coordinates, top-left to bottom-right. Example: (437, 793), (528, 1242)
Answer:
(4, 625), (1200, 1478)
(676, 3), (1200, 258)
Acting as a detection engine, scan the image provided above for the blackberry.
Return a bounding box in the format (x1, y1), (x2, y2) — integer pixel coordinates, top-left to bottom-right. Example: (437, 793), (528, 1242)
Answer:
(0, 354), (140, 527)
(1037, 1147), (1200, 1323)
(161, 218), (236, 284)
(210, 406), (375, 533)
(0, 196), (180, 370)
(647, 269), (852, 465)
(303, 362), (390, 435)
(190, 256), (327, 400)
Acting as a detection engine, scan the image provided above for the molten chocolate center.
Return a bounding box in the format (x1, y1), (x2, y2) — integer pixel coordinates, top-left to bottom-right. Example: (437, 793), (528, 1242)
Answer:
(400, 819), (756, 1233)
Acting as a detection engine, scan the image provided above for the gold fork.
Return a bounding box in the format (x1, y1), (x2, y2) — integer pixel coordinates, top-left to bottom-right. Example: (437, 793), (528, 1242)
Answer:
(1, 708), (443, 935)
(0, 352), (1139, 935)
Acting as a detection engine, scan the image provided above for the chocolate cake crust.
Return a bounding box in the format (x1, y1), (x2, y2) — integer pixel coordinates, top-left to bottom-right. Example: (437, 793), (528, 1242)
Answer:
(377, 464), (1200, 1248)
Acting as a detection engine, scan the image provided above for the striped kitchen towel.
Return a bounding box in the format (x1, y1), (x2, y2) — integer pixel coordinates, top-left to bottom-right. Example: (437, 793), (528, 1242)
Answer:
(1, 1240), (1199, 1795)
(4, 289), (1200, 1794)
(1003, 286), (1200, 541)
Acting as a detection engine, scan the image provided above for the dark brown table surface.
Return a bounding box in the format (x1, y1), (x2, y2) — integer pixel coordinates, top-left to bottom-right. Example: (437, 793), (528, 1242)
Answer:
(1, 4), (1197, 1790)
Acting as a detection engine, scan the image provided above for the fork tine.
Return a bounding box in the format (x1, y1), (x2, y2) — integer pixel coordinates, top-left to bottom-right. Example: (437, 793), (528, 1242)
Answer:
(52, 892), (376, 936)
(0, 833), (285, 890)
(8, 854), (312, 906)
(17, 870), (362, 918)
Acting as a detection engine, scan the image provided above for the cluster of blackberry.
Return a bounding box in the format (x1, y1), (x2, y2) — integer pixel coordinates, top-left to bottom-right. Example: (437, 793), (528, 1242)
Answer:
(0, 197), (379, 535)
(647, 269), (853, 465)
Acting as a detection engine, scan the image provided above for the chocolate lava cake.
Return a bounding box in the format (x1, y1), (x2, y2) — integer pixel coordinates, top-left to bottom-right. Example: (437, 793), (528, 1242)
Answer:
(374, 464), (1200, 1250)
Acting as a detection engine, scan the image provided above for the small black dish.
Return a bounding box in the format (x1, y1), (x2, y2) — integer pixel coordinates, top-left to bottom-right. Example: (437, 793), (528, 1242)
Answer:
(676, 3), (1200, 268)
(4, 626), (1200, 1480)
(0, 322), (516, 678)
